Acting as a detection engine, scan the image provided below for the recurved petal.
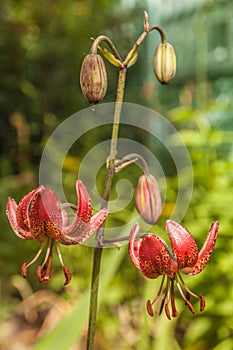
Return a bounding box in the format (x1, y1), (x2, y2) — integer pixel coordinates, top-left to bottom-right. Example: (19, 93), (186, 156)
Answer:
(29, 187), (63, 241)
(61, 207), (70, 227)
(90, 208), (110, 228)
(128, 222), (142, 270)
(60, 208), (109, 245)
(16, 187), (42, 232)
(139, 234), (178, 279)
(6, 197), (33, 239)
(59, 220), (96, 245)
(76, 180), (93, 223)
(166, 220), (198, 270)
(184, 221), (219, 276)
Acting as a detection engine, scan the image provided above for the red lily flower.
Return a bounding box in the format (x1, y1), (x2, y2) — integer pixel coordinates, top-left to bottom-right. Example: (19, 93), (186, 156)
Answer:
(6, 180), (109, 285)
(128, 220), (219, 319)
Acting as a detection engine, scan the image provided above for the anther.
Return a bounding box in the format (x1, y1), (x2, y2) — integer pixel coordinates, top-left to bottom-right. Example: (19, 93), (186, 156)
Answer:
(21, 262), (28, 278)
(200, 294), (205, 311)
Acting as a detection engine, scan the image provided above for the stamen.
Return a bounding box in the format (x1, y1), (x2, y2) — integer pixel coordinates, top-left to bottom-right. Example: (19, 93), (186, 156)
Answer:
(159, 276), (170, 316)
(164, 276), (171, 319)
(185, 299), (195, 314)
(62, 266), (72, 286)
(146, 300), (154, 317)
(164, 303), (171, 320)
(21, 262), (28, 278)
(41, 238), (53, 268)
(56, 241), (65, 267)
(56, 242), (72, 285)
(151, 275), (166, 305)
(200, 294), (205, 311)
(170, 278), (179, 318)
(159, 294), (166, 315)
(177, 272), (205, 312)
(37, 238), (53, 283)
(23, 240), (47, 269)
(20, 240), (47, 278)
(154, 275), (166, 302)
(146, 275), (165, 317)
(175, 275), (195, 314)
(37, 253), (52, 283)
(177, 273), (199, 300)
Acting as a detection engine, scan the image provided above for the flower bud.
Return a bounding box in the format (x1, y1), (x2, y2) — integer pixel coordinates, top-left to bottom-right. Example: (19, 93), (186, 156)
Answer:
(135, 174), (162, 225)
(153, 41), (176, 84)
(80, 53), (107, 104)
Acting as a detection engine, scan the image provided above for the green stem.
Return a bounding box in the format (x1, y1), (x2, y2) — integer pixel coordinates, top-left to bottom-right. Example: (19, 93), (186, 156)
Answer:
(86, 247), (102, 350)
(86, 66), (127, 350)
(90, 35), (122, 62)
(114, 152), (150, 176)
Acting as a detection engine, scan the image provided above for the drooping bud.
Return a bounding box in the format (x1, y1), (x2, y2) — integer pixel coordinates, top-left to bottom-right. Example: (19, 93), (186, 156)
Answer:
(80, 53), (107, 104)
(153, 41), (176, 84)
(135, 174), (162, 225)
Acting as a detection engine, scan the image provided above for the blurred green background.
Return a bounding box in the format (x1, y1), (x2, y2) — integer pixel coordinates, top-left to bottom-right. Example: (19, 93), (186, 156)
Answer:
(0, 0), (232, 349)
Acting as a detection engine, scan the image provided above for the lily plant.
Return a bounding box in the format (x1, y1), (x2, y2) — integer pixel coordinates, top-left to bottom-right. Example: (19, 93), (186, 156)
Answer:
(5, 11), (220, 350)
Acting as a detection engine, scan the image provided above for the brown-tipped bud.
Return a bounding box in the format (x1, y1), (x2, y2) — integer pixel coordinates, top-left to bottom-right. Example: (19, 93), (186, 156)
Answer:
(80, 53), (107, 104)
(135, 174), (162, 225)
(153, 41), (176, 84)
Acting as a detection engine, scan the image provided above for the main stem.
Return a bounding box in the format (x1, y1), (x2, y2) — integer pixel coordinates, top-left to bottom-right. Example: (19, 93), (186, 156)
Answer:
(86, 67), (127, 350)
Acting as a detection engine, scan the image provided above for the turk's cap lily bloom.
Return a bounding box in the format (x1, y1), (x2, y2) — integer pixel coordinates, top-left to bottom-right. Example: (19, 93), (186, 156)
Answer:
(6, 180), (109, 285)
(135, 174), (162, 225)
(128, 220), (219, 319)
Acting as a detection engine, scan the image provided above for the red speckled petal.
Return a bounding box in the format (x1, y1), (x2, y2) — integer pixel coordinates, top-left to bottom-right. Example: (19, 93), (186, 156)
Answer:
(90, 208), (110, 228)
(128, 223), (142, 270)
(185, 222), (219, 276)
(59, 221), (96, 245)
(166, 220), (198, 270)
(6, 197), (32, 239)
(139, 234), (178, 279)
(16, 187), (42, 232)
(6, 188), (42, 240)
(76, 180), (92, 223)
(29, 188), (63, 242)
(61, 183), (109, 245)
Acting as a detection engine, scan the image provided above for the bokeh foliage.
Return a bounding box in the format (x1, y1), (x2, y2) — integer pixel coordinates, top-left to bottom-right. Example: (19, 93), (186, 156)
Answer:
(0, 1), (232, 350)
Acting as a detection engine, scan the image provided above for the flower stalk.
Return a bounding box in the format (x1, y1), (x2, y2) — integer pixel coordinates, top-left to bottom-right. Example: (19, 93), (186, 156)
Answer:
(81, 11), (177, 349)
(86, 66), (127, 350)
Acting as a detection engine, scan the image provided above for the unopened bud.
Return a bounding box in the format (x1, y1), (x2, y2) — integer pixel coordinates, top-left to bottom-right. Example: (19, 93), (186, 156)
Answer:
(153, 41), (176, 84)
(136, 174), (162, 225)
(80, 53), (107, 104)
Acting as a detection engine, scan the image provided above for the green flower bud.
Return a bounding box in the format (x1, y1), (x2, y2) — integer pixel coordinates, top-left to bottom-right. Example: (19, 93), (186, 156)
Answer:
(80, 53), (107, 104)
(153, 41), (176, 84)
